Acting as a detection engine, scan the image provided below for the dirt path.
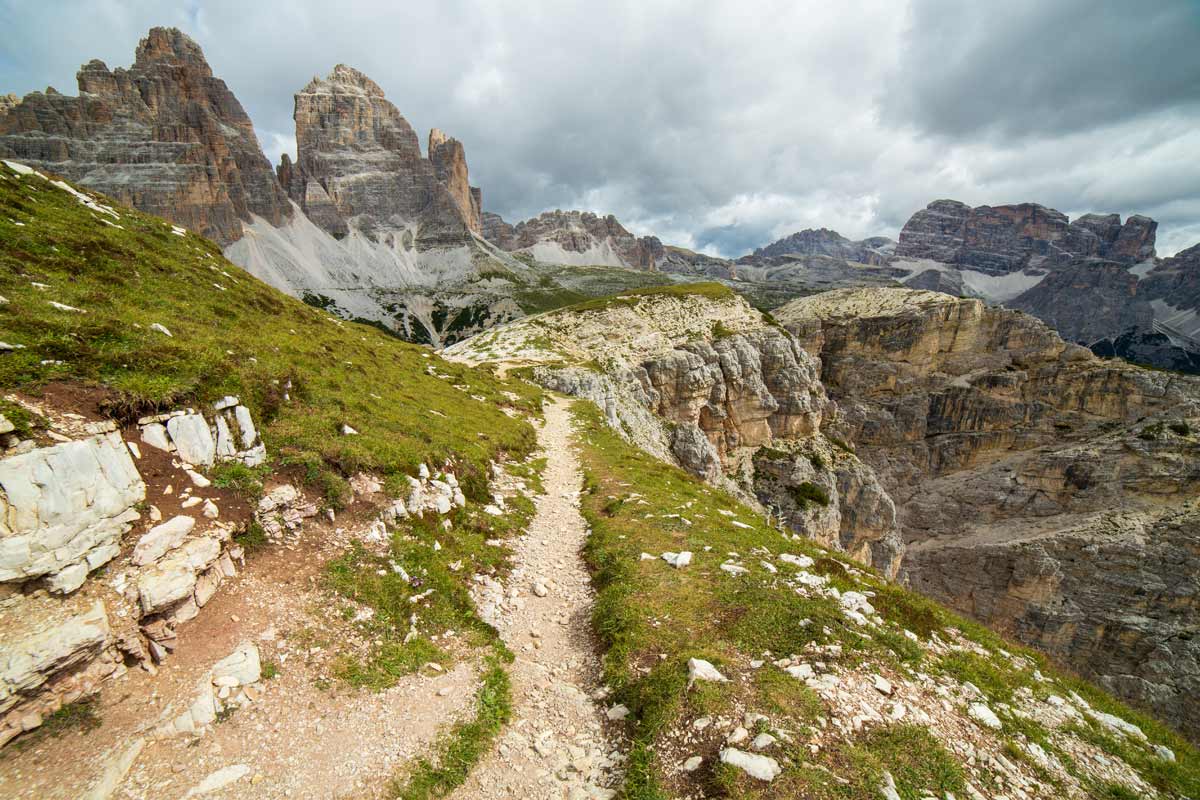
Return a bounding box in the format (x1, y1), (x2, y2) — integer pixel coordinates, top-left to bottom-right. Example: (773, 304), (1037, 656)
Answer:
(457, 397), (624, 800)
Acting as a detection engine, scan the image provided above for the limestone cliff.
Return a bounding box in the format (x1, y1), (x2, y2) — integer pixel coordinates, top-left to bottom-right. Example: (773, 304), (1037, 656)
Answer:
(277, 65), (475, 247)
(0, 28), (289, 245)
(774, 287), (1200, 738)
(445, 286), (904, 576)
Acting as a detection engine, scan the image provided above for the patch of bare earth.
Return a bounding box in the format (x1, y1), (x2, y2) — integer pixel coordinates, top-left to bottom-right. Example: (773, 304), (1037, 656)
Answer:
(0, 488), (480, 800)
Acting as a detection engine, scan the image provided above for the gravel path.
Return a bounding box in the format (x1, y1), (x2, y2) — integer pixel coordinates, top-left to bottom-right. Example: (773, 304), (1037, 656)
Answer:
(456, 397), (624, 799)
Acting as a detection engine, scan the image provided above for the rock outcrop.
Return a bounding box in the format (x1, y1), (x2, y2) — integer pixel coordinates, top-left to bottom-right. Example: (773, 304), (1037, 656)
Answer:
(1010, 259), (1151, 345)
(774, 287), (1200, 737)
(0, 27), (289, 245)
(483, 209), (664, 269)
(0, 395), (279, 746)
(895, 200), (1156, 274)
(445, 287), (904, 575)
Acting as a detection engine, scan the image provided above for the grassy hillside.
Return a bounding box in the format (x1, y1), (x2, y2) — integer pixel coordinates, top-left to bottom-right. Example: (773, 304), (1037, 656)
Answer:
(0, 161), (553, 793)
(572, 402), (1199, 799)
(0, 161), (539, 502)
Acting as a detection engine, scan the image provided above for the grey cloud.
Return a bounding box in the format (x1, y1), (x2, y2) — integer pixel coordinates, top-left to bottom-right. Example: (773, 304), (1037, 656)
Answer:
(883, 0), (1200, 139)
(1, 0), (1196, 257)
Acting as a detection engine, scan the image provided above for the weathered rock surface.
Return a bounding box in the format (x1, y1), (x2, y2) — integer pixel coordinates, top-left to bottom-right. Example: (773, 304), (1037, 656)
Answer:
(0, 429), (145, 592)
(894, 200), (1156, 274)
(428, 128), (482, 235)
(484, 209), (663, 269)
(278, 65), (475, 247)
(446, 289), (901, 574)
(747, 228), (894, 266)
(0, 27), (289, 245)
(0, 595), (119, 747)
(775, 287), (1200, 737)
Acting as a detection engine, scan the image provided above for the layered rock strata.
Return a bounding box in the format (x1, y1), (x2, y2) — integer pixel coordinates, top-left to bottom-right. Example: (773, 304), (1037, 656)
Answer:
(276, 64), (476, 247)
(774, 287), (1200, 737)
(445, 289), (904, 574)
(0, 27), (289, 245)
(895, 200), (1156, 274)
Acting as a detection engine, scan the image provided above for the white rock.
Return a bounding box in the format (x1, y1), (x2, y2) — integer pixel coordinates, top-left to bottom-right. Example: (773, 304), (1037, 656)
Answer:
(968, 703), (1002, 730)
(720, 563), (749, 576)
(873, 675), (893, 695)
(167, 413), (216, 467)
(0, 414), (14, 435)
(687, 658), (728, 684)
(533, 582), (549, 597)
(879, 771), (902, 800)
(606, 704), (630, 721)
(0, 430), (144, 584)
(341, 424), (359, 436)
(202, 499), (219, 519)
(779, 553), (814, 568)
(682, 755), (703, 772)
(750, 733), (776, 751)
(1154, 744), (1176, 762)
(211, 642), (261, 687)
(186, 469), (211, 488)
(719, 749), (780, 782)
(140, 422), (172, 452)
(132, 515), (196, 566)
(149, 323), (172, 337)
(233, 405), (257, 448)
(785, 663), (815, 680)
(661, 551), (692, 568)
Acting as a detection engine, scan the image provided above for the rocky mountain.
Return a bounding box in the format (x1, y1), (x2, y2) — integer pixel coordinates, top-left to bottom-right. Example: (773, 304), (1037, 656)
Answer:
(774, 288), (1200, 739)
(481, 209), (663, 269)
(451, 284), (1200, 742)
(0, 28), (290, 246)
(895, 199), (1157, 274)
(747, 227), (895, 265)
(0, 28), (699, 348)
(274, 65), (477, 246)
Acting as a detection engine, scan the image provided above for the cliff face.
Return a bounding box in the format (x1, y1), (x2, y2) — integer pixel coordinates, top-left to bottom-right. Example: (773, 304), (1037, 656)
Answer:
(428, 128), (482, 235)
(895, 200), (1156, 275)
(445, 286), (905, 576)
(0, 28), (289, 245)
(775, 287), (1200, 737)
(482, 209), (664, 269)
(276, 65), (476, 247)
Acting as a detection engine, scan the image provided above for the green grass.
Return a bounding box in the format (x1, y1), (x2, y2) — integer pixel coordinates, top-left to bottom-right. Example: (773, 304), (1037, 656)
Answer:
(0, 162), (541, 504)
(324, 478), (541, 691)
(570, 398), (1200, 798)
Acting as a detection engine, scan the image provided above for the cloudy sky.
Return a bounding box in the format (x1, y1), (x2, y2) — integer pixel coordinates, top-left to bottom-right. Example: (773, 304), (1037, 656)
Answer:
(3, 0), (1198, 256)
